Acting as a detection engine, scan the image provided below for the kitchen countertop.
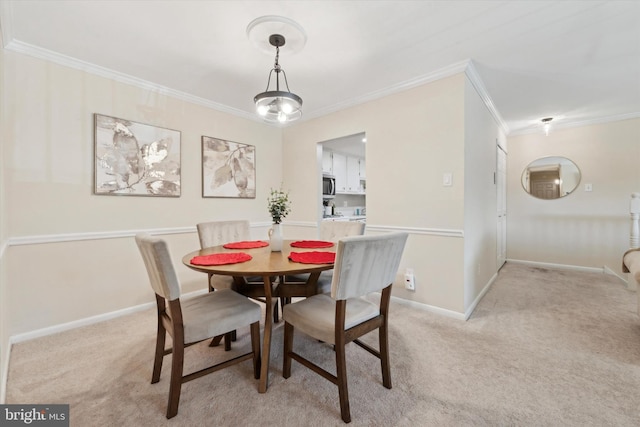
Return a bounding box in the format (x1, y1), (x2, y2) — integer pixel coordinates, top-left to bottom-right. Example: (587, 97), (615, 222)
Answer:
(323, 215), (366, 221)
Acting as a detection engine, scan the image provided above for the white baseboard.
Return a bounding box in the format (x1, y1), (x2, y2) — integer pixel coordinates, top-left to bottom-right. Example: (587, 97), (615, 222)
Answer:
(507, 259), (605, 274)
(1, 288), (208, 403)
(389, 295), (465, 320)
(603, 265), (630, 286)
(9, 289), (208, 344)
(464, 272), (498, 320)
(507, 259), (628, 286)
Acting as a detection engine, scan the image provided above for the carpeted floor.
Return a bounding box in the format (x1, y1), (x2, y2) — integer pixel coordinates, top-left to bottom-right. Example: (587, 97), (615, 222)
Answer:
(6, 263), (640, 426)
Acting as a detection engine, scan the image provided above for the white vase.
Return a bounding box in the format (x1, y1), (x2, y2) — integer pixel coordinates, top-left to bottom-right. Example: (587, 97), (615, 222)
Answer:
(268, 223), (283, 252)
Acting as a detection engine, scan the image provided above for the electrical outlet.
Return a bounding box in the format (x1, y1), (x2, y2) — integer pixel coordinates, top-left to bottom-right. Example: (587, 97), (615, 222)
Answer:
(404, 268), (415, 291)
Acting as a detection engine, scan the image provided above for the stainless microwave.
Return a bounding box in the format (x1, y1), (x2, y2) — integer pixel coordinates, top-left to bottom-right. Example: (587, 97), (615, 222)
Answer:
(322, 174), (336, 198)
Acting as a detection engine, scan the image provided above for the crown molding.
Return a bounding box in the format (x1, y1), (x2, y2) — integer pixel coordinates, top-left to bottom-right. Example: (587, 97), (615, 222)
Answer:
(508, 111), (640, 136)
(2, 39), (263, 123)
(304, 59), (473, 121)
(7, 32), (632, 136)
(464, 60), (510, 135)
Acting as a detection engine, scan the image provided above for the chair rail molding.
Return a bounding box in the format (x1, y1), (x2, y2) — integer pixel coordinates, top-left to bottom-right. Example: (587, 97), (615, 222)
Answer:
(6, 223), (463, 246)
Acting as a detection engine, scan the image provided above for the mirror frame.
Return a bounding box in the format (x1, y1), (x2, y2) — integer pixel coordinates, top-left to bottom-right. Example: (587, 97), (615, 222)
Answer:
(521, 156), (581, 200)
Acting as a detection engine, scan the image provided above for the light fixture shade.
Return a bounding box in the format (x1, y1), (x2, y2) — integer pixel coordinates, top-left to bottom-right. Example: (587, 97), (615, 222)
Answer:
(253, 33), (303, 124)
(254, 90), (303, 123)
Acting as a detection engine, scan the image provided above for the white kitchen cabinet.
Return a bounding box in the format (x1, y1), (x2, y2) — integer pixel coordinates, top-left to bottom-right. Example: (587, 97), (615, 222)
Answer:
(332, 152), (348, 193)
(358, 158), (366, 179)
(347, 156), (361, 192)
(325, 150), (365, 194)
(322, 150), (333, 174)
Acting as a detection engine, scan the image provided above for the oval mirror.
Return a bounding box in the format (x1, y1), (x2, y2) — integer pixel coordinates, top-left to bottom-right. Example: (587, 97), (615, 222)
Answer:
(521, 156), (581, 200)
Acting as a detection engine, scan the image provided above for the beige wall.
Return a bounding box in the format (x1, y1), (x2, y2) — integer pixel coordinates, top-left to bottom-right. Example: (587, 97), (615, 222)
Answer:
(507, 118), (640, 275)
(282, 74), (469, 313)
(0, 49), (283, 341)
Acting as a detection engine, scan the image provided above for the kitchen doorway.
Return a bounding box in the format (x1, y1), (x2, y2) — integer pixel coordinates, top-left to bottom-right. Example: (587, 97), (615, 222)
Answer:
(318, 132), (366, 224)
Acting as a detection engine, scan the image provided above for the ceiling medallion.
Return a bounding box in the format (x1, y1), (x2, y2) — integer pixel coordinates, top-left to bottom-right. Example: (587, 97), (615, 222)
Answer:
(248, 16), (306, 124)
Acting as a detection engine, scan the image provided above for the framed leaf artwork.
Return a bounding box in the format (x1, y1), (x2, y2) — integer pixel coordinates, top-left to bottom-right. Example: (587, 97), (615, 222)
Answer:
(94, 114), (181, 197)
(201, 136), (256, 198)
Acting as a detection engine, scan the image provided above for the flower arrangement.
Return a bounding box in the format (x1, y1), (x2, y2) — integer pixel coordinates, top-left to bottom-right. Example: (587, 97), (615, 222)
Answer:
(268, 186), (291, 224)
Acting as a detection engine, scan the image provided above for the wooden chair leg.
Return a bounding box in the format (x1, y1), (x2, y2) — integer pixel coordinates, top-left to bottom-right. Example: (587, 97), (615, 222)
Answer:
(250, 322), (262, 379)
(224, 332), (232, 351)
(380, 321), (392, 389)
(166, 340), (184, 419)
(282, 322), (294, 378)
(208, 335), (224, 347)
(336, 341), (351, 423)
(151, 319), (166, 384)
(209, 331), (236, 347)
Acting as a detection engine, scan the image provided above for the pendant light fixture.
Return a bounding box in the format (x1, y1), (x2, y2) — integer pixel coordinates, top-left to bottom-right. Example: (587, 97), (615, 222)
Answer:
(254, 34), (302, 124)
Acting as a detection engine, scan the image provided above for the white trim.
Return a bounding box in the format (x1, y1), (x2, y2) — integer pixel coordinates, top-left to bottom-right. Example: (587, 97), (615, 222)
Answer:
(282, 220), (318, 228)
(9, 288), (208, 345)
(508, 260), (629, 287)
(3, 40), (261, 123)
(9, 302), (152, 344)
(603, 265), (633, 289)
(366, 224), (464, 238)
(464, 272), (498, 320)
(604, 265), (626, 282)
(464, 61), (509, 135)
(3, 29), (638, 134)
(302, 59), (472, 121)
(508, 112), (640, 136)
(390, 295), (465, 320)
(8, 226), (197, 246)
(507, 258), (605, 274)
(0, 240), (7, 258)
(5, 223), (463, 246)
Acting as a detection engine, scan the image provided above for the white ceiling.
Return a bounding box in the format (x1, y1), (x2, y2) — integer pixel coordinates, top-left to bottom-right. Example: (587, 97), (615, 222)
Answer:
(1, 0), (639, 136)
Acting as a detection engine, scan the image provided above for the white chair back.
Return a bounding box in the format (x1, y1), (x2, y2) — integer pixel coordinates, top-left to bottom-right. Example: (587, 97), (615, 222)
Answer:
(331, 232), (408, 300)
(135, 233), (181, 301)
(319, 221), (365, 241)
(197, 220), (251, 249)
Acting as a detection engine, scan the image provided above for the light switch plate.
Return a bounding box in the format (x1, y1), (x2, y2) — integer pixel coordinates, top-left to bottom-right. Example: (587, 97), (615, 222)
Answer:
(443, 173), (453, 186)
(585, 183), (593, 192)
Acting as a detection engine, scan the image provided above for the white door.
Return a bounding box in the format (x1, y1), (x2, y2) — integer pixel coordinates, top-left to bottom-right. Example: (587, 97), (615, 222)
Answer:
(497, 145), (507, 268)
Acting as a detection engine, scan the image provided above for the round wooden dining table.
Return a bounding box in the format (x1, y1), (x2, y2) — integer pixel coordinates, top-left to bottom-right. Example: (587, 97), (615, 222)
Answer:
(182, 239), (336, 393)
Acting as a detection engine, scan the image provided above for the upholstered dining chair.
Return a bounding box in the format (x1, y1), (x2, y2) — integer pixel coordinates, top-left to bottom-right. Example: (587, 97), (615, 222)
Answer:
(135, 233), (261, 419)
(319, 220), (365, 242)
(196, 220), (282, 324)
(196, 220), (251, 292)
(282, 232), (408, 423)
(284, 220), (365, 297)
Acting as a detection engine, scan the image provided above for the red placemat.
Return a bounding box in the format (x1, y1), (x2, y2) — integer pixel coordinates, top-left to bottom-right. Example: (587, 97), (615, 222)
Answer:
(290, 240), (334, 248)
(190, 252), (252, 266)
(223, 240), (269, 249)
(288, 251), (336, 264)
